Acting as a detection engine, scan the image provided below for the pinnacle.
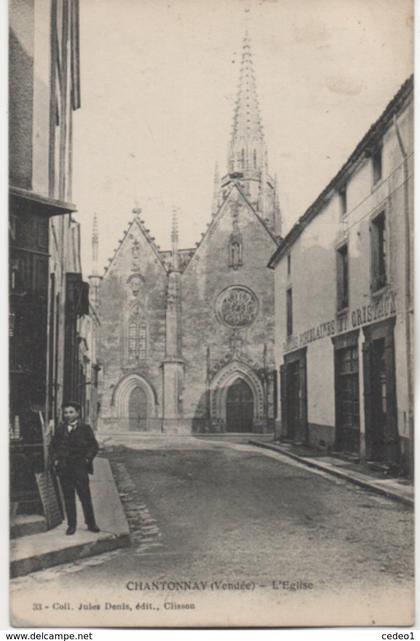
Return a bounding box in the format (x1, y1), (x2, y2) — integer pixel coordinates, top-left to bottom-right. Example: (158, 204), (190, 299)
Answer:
(171, 208), (179, 246)
(92, 212), (99, 242)
(92, 213), (99, 273)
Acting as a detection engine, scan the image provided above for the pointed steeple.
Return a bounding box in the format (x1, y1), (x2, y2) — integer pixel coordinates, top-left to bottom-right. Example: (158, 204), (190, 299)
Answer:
(228, 31), (266, 176)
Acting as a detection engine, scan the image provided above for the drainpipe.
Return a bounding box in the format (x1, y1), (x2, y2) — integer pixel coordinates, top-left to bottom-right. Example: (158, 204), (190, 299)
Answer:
(394, 114), (414, 479)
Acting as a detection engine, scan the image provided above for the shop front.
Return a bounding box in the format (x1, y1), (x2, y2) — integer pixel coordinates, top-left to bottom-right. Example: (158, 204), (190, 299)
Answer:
(9, 188), (76, 517)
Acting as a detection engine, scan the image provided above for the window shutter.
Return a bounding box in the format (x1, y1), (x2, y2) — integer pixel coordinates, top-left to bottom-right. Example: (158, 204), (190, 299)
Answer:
(371, 225), (380, 291)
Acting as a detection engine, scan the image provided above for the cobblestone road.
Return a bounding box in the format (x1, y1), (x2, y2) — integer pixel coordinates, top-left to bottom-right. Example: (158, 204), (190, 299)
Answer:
(10, 437), (414, 627)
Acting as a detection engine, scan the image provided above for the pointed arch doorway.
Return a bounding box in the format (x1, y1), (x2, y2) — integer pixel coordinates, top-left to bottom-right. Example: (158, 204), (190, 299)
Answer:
(209, 360), (265, 433)
(112, 373), (157, 431)
(226, 378), (254, 432)
(128, 386), (148, 431)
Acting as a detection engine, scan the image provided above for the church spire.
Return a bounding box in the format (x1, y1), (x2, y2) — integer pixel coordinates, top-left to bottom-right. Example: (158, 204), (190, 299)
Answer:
(228, 31), (267, 176)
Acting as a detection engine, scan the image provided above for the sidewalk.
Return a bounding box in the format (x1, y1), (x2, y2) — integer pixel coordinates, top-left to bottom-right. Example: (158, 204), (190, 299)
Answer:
(10, 457), (130, 578)
(249, 439), (414, 507)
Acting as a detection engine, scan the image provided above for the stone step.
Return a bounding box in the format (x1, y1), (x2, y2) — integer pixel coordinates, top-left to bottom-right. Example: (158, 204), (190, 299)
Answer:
(10, 514), (47, 539)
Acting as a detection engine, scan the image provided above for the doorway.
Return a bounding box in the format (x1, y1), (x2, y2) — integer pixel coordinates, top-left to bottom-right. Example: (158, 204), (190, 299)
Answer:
(281, 348), (307, 442)
(370, 338), (387, 460)
(226, 379), (254, 432)
(335, 344), (360, 454)
(363, 318), (399, 464)
(285, 360), (300, 439)
(128, 386), (148, 431)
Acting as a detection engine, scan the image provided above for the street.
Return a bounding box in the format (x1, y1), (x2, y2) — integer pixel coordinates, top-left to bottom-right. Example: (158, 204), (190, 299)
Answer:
(11, 437), (414, 627)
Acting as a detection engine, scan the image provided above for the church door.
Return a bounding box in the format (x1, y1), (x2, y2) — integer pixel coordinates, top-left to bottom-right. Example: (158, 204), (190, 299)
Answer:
(226, 379), (254, 432)
(128, 386), (148, 431)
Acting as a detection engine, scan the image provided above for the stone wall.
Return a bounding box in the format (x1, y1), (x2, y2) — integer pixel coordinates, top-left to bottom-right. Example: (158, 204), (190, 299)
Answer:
(181, 186), (277, 431)
(98, 218), (167, 429)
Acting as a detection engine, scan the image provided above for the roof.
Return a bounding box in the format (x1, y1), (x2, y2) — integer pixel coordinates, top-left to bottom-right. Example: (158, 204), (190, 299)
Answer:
(268, 74), (414, 269)
(102, 179), (281, 277)
(182, 181), (280, 274)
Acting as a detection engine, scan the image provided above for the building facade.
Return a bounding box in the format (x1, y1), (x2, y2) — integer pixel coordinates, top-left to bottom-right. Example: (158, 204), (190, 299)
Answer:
(269, 77), (414, 476)
(98, 34), (281, 435)
(9, 0), (88, 515)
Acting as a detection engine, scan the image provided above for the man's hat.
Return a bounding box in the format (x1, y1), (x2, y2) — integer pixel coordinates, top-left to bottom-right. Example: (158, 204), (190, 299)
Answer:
(62, 400), (81, 412)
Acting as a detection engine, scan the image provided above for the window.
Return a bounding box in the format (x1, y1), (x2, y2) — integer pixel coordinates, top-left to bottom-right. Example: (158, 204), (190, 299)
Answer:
(286, 288), (293, 337)
(372, 146), (382, 185)
(128, 311), (148, 363)
(339, 184), (347, 216)
(228, 239), (242, 269)
(139, 322), (147, 360)
(287, 253), (291, 277)
(336, 244), (349, 311)
(228, 223), (243, 269)
(128, 322), (137, 363)
(371, 211), (387, 291)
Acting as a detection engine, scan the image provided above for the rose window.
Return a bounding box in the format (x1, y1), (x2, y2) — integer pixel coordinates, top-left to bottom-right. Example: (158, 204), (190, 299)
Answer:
(216, 286), (258, 327)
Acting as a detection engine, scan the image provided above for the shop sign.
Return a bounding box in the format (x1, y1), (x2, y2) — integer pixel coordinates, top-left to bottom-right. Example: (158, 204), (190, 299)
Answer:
(283, 290), (396, 353)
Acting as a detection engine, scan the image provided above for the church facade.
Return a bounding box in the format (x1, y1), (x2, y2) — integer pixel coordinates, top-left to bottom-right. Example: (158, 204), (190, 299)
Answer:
(94, 34), (282, 434)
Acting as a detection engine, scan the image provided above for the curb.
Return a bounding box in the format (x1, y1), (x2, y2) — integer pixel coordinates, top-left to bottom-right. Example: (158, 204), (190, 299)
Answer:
(11, 531), (130, 579)
(249, 440), (414, 507)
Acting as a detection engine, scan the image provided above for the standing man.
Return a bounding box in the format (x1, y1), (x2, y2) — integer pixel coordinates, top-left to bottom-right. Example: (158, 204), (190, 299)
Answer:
(50, 401), (100, 535)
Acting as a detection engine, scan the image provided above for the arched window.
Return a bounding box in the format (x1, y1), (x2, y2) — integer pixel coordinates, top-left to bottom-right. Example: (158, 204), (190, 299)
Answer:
(127, 307), (148, 363)
(128, 321), (138, 363)
(241, 148), (245, 168)
(228, 238), (243, 270)
(139, 321), (147, 360)
(253, 149), (257, 168)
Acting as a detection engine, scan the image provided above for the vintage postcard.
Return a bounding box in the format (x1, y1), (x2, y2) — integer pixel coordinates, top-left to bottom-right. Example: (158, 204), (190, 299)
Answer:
(9, 0), (414, 628)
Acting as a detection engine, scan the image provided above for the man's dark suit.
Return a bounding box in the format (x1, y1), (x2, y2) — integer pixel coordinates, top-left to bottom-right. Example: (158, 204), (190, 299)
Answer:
(50, 422), (99, 529)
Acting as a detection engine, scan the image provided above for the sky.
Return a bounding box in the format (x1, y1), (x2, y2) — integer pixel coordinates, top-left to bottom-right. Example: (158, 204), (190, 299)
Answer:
(71, 0), (413, 275)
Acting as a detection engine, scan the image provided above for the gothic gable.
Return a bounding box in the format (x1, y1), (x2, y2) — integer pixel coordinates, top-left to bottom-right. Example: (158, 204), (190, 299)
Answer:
(184, 182), (278, 276)
(103, 212), (167, 280)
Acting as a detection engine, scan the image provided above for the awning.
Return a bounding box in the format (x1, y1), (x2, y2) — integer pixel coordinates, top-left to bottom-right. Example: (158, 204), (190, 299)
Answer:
(10, 186), (77, 217)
